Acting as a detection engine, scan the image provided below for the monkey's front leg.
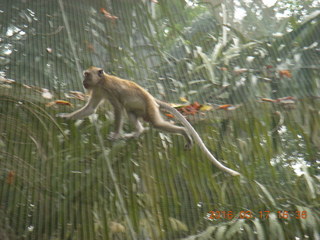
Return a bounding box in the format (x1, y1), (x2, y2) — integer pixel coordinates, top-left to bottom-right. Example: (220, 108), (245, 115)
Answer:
(56, 107), (94, 120)
(57, 96), (101, 120)
(108, 107), (124, 140)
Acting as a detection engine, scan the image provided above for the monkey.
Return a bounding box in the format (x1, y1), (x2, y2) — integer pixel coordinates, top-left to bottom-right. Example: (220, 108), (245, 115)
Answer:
(57, 67), (240, 176)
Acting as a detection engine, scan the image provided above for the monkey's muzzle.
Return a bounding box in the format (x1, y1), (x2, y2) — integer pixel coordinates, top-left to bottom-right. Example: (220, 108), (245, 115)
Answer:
(83, 79), (90, 89)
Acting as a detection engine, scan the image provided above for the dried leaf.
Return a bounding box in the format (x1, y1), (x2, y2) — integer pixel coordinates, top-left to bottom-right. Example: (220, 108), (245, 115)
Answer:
(217, 104), (232, 110)
(261, 96), (296, 105)
(219, 67), (228, 71)
(216, 104), (241, 110)
(277, 96), (295, 102)
(55, 100), (72, 106)
(178, 102), (202, 115)
(165, 113), (174, 118)
(46, 100), (73, 107)
(261, 98), (277, 103)
(100, 8), (118, 21)
(278, 70), (292, 78)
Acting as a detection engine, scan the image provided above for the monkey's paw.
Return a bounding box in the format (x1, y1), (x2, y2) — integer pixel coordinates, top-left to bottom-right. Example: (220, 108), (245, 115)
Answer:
(123, 127), (148, 139)
(123, 132), (141, 139)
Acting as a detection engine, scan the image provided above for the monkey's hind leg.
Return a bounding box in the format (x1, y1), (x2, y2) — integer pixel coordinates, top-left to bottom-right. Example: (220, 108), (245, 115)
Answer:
(122, 113), (147, 139)
(151, 118), (193, 149)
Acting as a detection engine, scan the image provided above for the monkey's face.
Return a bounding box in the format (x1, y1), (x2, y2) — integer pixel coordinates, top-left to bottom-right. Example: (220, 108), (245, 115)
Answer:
(83, 67), (104, 89)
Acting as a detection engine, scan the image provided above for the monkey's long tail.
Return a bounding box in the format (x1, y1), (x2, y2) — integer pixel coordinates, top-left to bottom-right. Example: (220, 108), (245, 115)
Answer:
(157, 100), (240, 176)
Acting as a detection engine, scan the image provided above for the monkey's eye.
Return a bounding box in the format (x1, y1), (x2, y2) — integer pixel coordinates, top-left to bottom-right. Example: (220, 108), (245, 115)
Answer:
(98, 69), (104, 77)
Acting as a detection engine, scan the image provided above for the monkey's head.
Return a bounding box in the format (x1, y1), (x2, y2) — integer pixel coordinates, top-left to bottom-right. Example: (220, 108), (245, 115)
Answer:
(83, 67), (105, 89)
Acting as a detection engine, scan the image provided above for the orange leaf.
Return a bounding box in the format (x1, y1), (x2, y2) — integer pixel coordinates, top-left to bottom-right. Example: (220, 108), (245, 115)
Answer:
(179, 106), (196, 115)
(219, 67), (228, 71)
(55, 100), (72, 106)
(100, 8), (118, 21)
(217, 104), (232, 110)
(178, 102), (202, 115)
(191, 101), (201, 110)
(46, 100), (73, 107)
(165, 113), (174, 118)
(278, 70), (292, 78)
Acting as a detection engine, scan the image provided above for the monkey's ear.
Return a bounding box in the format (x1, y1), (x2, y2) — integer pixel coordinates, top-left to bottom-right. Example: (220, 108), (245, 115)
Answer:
(98, 69), (104, 77)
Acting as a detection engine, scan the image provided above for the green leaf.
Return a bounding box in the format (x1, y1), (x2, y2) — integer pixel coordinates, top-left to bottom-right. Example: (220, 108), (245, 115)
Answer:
(225, 219), (245, 238)
(255, 181), (277, 208)
(268, 213), (285, 240)
(253, 219), (265, 240)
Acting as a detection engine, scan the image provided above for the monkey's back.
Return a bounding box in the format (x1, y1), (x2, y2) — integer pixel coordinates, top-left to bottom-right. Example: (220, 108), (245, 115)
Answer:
(104, 74), (159, 121)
